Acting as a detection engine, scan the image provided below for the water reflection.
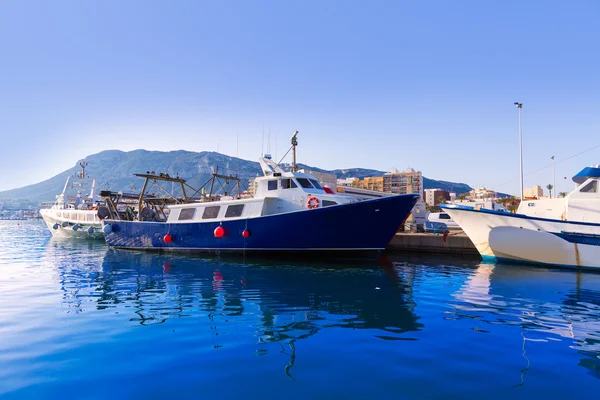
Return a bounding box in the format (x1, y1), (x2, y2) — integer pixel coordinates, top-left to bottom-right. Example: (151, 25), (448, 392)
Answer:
(18, 227), (600, 387)
(46, 248), (423, 376)
(452, 263), (600, 380)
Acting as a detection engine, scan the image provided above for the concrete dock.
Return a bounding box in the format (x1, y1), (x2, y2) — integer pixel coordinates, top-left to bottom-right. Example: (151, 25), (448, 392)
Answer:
(388, 231), (479, 256)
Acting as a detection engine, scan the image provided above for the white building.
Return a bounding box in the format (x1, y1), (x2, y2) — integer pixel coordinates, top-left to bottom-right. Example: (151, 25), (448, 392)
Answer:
(524, 185), (544, 199)
(337, 177), (358, 187)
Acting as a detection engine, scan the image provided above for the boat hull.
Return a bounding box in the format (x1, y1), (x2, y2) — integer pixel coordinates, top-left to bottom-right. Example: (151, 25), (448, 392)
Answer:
(40, 209), (104, 239)
(441, 205), (600, 269)
(103, 194), (420, 255)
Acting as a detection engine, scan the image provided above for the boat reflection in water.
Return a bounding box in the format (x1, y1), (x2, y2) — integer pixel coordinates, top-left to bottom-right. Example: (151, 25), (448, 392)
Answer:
(55, 248), (422, 377)
(44, 239), (600, 389)
(451, 262), (600, 381)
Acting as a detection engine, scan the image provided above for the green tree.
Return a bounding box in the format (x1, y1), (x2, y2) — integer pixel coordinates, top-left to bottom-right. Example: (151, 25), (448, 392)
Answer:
(559, 191), (567, 198)
(546, 184), (554, 198)
(508, 196), (519, 213)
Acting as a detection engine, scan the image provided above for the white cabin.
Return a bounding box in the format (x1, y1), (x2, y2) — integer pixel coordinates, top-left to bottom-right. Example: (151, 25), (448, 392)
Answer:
(166, 157), (356, 224)
(517, 166), (600, 223)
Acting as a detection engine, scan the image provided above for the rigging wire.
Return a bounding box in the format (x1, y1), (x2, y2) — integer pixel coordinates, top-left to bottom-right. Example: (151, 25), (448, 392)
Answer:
(489, 142), (600, 191)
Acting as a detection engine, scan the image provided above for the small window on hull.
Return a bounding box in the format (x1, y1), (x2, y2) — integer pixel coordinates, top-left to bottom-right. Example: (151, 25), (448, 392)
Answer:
(202, 206), (220, 219)
(225, 204), (244, 218)
(322, 200), (338, 207)
(439, 213), (451, 219)
(179, 208), (196, 220)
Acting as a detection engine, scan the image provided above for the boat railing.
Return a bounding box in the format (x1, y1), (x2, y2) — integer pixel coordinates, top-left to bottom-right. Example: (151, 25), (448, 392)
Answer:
(98, 169), (250, 222)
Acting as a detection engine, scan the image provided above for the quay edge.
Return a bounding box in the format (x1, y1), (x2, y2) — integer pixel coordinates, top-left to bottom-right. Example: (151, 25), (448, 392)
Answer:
(387, 232), (479, 257)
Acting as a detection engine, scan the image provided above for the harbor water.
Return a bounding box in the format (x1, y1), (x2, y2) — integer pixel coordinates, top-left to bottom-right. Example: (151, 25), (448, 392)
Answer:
(1, 221), (599, 398)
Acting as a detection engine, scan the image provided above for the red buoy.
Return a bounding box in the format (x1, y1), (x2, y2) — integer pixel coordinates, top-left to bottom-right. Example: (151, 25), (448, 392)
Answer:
(242, 229), (250, 238)
(214, 226), (225, 238)
(164, 233), (173, 243)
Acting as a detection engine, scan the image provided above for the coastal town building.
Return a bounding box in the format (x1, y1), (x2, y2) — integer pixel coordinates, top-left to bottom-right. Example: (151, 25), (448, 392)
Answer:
(424, 189), (451, 207)
(383, 168), (423, 197)
(355, 176), (384, 192)
(336, 177), (358, 187)
(353, 168), (423, 198)
(524, 185), (544, 199)
(468, 188), (497, 200)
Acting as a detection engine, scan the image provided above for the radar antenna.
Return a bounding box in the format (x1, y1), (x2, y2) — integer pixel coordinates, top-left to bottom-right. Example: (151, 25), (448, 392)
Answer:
(79, 161), (88, 178)
(291, 131), (299, 172)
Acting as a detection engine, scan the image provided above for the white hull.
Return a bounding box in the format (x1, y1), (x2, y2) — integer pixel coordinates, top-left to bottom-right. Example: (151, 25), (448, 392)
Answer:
(40, 209), (104, 239)
(442, 206), (600, 269)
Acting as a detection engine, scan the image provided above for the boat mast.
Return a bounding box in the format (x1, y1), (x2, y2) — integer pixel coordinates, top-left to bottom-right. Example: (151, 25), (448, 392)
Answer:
(137, 177), (150, 221)
(79, 161), (88, 178)
(291, 130), (299, 172)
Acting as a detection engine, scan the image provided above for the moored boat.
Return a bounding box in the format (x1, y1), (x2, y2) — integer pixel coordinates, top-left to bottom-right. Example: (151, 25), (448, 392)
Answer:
(40, 162), (104, 239)
(100, 132), (420, 256)
(442, 166), (600, 269)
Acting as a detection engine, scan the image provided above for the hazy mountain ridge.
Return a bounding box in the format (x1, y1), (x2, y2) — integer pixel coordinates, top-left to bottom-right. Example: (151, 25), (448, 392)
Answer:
(0, 149), (474, 201)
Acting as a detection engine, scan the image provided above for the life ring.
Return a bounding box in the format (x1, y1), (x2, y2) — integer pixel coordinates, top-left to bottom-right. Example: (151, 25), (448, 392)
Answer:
(307, 196), (319, 209)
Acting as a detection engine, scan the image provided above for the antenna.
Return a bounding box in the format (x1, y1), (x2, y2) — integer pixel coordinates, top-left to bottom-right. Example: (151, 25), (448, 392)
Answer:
(291, 130), (299, 172)
(261, 125), (265, 157)
(79, 161), (88, 178)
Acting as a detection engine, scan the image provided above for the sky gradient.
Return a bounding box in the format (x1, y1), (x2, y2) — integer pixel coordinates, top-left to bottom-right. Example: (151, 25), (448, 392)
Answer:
(0, 0), (598, 195)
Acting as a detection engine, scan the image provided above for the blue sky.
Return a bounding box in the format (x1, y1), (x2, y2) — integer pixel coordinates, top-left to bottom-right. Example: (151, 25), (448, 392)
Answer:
(0, 0), (598, 195)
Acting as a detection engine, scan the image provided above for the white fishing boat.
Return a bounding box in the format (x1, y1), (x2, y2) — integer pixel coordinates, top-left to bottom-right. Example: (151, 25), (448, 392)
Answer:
(40, 161), (104, 238)
(441, 166), (600, 269)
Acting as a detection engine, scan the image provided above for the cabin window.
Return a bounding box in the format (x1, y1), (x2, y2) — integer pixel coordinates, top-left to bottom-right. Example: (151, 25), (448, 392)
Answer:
(281, 179), (298, 189)
(178, 208), (196, 221)
(268, 180), (278, 191)
(225, 204), (244, 218)
(322, 200), (338, 207)
(202, 206), (220, 219)
(309, 179), (323, 190)
(580, 181), (597, 193)
(439, 213), (451, 219)
(296, 178), (314, 189)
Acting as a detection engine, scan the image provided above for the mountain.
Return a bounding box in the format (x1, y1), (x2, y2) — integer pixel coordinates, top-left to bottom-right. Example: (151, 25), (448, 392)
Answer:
(422, 177), (472, 196)
(0, 149), (473, 201)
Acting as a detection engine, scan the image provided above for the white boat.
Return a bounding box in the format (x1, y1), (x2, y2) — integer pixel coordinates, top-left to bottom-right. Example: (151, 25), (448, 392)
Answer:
(441, 166), (600, 269)
(40, 161), (104, 239)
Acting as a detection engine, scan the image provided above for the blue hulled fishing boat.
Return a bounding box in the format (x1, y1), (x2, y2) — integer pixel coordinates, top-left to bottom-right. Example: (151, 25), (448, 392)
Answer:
(100, 132), (419, 256)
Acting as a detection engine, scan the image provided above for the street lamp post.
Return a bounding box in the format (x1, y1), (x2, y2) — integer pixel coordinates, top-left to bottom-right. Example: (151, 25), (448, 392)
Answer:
(514, 102), (524, 201)
(551, 155), (555, 198)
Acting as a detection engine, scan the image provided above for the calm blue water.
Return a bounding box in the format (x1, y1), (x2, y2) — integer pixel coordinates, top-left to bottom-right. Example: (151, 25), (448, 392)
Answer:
(1, 221), (600, 398)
